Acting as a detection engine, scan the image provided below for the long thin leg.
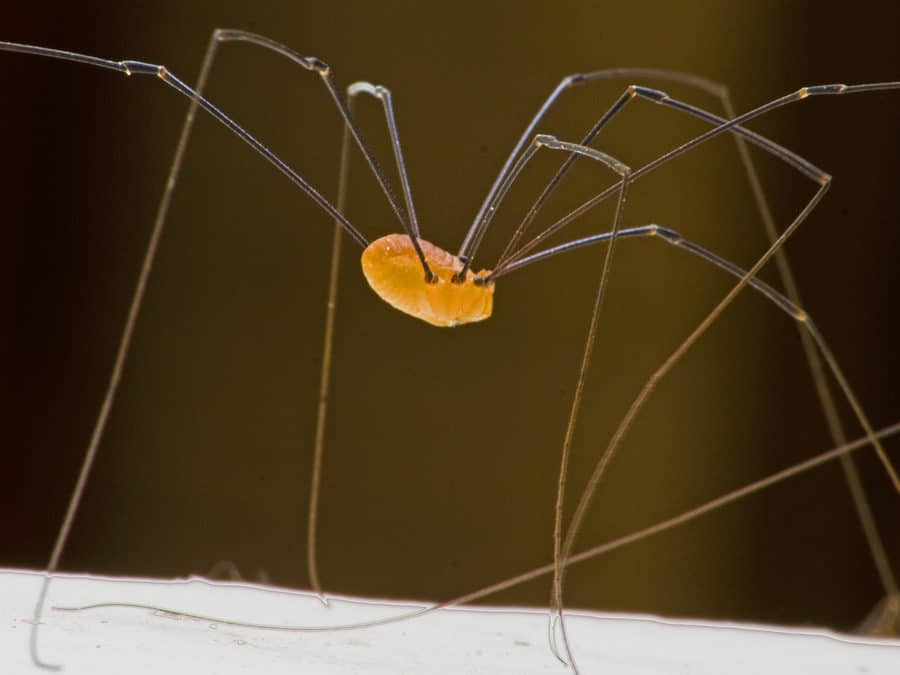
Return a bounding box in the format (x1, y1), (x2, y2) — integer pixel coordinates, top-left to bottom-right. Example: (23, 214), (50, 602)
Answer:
(0, 37), (375, 669)
(493, 88), (632, 271)
(485, 86), (900, 490)
(458, 67), (779, 271)
(449, 130), (633, 667)
(484, 73), (897, 603)
(508, 89), (900, 662)
(346, 83), (425, 243)
(191, 35), (440, 600)
(488, 83), (900, 488)
(461, 90), (632, 277)
(494, 85), (790, 268)
(497, 83), (899, 270)
(493, 71), (745, 270)
(534, 223), (900, 665)
(503, 200), (896, 666)
(52, 423), (900, 631)
(450, 127), (631, 284)
(486, 85), (900, 666)
(209, 30), (436, 277)
(549, 177), (830, 670)
(0, 42), (370, 245)
(437, 423), (900, 619)
(498, 224), (810, 664)
(493, 225), (798, 312)
(717, 95), (897, 597)
(489, 70), (895, 596)
(307, 94), (356, 605)
(206, 34), (404, 226)
(21, 35), (228, 671)
(497, 85), (820, 270)
(455, 68), (723, 262)
(466, 71), (895, 657)
(306, 76), (434, 599)
(535, 129), (821, 668)
(530, 139), (632, 669)
(456, 76), (573, 263)
(472, 83), (899, 664)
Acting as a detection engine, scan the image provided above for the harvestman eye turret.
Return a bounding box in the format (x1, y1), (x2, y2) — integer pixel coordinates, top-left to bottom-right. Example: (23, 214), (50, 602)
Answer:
(3, 31), (900, 673)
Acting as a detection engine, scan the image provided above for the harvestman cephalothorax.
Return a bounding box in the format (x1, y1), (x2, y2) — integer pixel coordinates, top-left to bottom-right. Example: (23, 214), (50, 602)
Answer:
(3, 30), (900, 672)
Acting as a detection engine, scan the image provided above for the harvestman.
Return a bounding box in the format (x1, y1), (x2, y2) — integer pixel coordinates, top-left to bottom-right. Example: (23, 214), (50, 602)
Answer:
(3, 31), (900, 671)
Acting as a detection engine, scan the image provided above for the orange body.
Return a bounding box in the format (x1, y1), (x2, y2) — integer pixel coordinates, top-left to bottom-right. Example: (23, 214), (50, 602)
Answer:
(361, 234), (494, 327)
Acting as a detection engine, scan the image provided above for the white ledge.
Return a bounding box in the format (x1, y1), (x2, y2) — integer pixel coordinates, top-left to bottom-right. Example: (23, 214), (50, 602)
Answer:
(3, 568), (899, 674)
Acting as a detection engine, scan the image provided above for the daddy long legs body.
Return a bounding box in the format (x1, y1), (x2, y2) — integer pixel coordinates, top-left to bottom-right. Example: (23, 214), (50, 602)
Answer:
(1, 23), (900, 672)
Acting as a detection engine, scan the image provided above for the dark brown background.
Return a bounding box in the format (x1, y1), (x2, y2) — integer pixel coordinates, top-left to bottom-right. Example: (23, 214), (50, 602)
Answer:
(3, 0), (900, 634)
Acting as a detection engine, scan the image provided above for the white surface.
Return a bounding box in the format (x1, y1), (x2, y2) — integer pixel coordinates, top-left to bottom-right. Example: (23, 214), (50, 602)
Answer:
(3, 568), (899, 674)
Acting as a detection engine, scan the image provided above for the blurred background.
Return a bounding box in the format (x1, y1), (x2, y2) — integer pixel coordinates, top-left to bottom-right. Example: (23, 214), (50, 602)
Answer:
(3, 0), (900, 636)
